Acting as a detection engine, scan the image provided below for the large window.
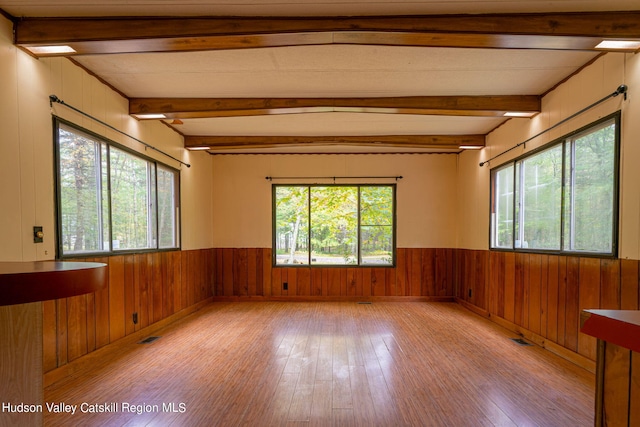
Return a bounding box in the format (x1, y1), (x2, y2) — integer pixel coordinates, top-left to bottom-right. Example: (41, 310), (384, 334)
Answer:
(490, 113), (619, 255)
(273, 185), (395, 266)
(56, 120), (180, 257)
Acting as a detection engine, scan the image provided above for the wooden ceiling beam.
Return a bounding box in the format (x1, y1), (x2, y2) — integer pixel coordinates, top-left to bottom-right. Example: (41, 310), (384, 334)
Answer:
(14, 12), (640, 55)
(184, 134), (485, 151)
(130, 96), (540, 118)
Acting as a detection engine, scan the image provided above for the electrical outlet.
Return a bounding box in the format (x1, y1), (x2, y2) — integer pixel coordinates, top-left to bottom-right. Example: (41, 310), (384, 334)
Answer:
(132, 312), (138, 324)
(33, 226), (44, 243)
(283, 282), (288, 291)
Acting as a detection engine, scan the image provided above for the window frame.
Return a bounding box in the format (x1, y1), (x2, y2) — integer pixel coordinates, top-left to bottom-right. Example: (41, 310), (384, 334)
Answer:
(54, 118), (181, 259)
(489, 112), (621, 258)
(271, 184), (397, 267)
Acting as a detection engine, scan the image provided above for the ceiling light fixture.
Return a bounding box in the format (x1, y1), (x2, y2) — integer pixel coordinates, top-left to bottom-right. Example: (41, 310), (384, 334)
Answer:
(504, 112), (537, 118)
(25, 45), (76, 55)
(596, 40), (640, 50)
(186, 146), (211, 151)
(459, 145), (483, 150)
(134, 114), (167, 119)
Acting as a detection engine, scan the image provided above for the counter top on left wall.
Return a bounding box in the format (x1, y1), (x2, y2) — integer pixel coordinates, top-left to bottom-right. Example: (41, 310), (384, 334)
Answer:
(0, 261), (107, 306)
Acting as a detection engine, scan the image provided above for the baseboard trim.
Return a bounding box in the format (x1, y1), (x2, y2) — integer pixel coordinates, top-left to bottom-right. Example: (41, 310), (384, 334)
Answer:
(456, 298), (490, 318)
(456, 298), (596, 374)
(211, 296), (456, 303)
(43, 297), (213, 388)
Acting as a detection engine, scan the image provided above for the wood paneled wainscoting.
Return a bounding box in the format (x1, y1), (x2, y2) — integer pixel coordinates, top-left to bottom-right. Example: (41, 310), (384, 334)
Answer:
(212, 248), (456, 299)
(43, 249), (214, 384)
(456, 249), (640, 370)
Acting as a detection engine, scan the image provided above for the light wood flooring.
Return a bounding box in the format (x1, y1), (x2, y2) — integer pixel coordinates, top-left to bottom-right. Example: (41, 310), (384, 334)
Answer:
(44, 302), (594, 426)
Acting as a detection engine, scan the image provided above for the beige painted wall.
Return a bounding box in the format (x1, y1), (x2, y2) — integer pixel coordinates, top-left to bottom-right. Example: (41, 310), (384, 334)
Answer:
(0, 15), (213, 261)
(457, 52), (640, 259)
(212, 154), (459, 248)
(4, 7), (640, 259)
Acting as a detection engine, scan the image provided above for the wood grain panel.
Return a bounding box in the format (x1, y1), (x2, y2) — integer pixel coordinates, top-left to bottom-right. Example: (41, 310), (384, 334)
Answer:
(546, 256), (559, 343)
(556, 256), (568, 348)
(151, 253), (164, 323)
(66, 294), (88, 362)
(137, 253), (150, 329)
(621, 259), (639, 310)
(237, 248), (248, 297)
(395, 248), (407, 297)
(466, 251), (638, 363)
(42, 249), (214, 373)
(564, 257), (580, 353)
(410, 249), (422, 296)
(529, 254), (542, 335)
(600, 258), (620, 309)
(56, 298), (68, 367)
(602, 343), (631, 426)
(488, 251), (502, 317)
(514, 253), (526, 327)
(503, 252), (516, 323)
(42, 300), (57, 372)
(212, 248), (457, 299)
(124, 255), (136, 336)
(578, 258), (600, 360)
(371, 268), (385, 296)
(631, 352), (640, 426)
(297, 267), (311, 296)
(247, 248), (257, 297)
(1, 303), (43, 426)
(385, 267), (396, 296)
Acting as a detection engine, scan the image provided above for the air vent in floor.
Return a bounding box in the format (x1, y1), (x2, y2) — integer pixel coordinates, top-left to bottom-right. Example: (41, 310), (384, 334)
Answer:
(510, 338), (532, 346)
(138, 336), (161, 344)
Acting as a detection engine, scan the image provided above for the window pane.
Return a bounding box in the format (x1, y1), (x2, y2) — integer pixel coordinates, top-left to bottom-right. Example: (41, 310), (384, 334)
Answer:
(275, 186), (309, 265)
(58, 125), (109, 255)
(491, 165), (514, 248)
(517, 145), (563, 250)
(310, 187), (358, 265)
(565, 121), (616, 252)
(158, 166), (179, 248)
(110, 147), (154, 250)
(360, 186), (393, 264)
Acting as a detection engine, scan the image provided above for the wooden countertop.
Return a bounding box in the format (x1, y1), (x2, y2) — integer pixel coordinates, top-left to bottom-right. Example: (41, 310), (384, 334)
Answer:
(581, 309), (640, 353)
(0, 261), (107, 306)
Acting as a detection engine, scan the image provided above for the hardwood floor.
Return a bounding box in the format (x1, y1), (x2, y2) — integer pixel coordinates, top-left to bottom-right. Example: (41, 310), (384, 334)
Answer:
(43, 302), (594, 426)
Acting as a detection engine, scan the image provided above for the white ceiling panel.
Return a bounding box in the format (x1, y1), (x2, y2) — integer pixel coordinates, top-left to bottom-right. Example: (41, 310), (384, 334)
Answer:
(175, 113), (504, 136)
(74, 46), (598, 98)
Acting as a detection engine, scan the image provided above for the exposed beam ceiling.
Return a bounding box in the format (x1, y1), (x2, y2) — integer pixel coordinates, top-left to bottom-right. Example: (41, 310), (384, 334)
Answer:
(6, 7), (636, 153)
(184, 134), (485, 151)
(130, 96), (541, 119)
(14, 12), (640, 56)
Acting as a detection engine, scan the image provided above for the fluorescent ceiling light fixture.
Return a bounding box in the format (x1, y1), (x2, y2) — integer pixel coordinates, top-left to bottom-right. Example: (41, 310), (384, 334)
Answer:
(504, 112), (537, 118)
(186, 146), (211, 151)
(459, 145), (483, 150)
(134, 114), (167, 119)
(596, 40), (640, 50)
(25, 45), (76, 55)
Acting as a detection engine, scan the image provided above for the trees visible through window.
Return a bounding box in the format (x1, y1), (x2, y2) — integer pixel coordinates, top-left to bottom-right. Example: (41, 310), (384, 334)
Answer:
(56, 121), (180, 257)
(274, 185), (395, 266)
(490, 113), (619, 255)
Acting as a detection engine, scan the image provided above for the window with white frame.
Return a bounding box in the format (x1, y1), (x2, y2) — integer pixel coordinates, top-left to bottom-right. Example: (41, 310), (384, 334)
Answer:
(56, 120), (180, 257)
(490, 113), (619, 255)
